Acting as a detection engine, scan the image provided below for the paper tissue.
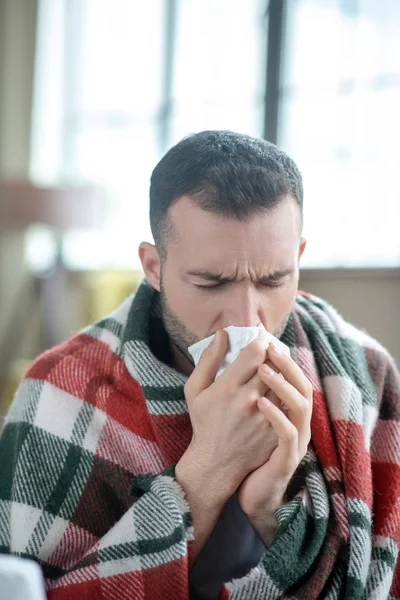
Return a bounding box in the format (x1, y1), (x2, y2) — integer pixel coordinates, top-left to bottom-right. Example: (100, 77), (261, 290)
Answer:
(188, 324), (290, 379)
(0, 555), (46, 600)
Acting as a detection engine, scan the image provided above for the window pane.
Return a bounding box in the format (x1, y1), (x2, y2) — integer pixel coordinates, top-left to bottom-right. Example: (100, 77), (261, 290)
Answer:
(33, 0), (268, 269)
(60, 0), (164, 268)
(170, 0), (266, 144)
(279, 0), (400, 267)
(67, 0), (165, 116)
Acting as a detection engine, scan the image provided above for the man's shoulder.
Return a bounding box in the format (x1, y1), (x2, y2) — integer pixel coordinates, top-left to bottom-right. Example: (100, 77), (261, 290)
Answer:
(294, 291), (400, 406)
(295, 290), (393, 362)
(23, 293), (137, 401)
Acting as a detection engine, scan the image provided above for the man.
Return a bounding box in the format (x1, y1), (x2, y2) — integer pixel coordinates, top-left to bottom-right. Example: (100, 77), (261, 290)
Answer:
(0, 130), (399, 600)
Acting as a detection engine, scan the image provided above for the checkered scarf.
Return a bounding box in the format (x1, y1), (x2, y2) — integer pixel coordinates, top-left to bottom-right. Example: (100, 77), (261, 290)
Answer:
(0, 279), (399, 599)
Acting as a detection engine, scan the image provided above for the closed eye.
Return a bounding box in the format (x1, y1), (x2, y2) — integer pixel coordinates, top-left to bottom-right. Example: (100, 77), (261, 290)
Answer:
(194, 280), (286, 290)
(194, 283), (225, 290)
(259, 280), (286, 289)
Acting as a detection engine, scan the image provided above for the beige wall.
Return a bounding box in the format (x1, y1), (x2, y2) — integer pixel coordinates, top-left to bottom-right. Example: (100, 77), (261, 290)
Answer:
(300, 269), (400, 367)
(0, 0), (37, 176)
(0, 0), (38, 366)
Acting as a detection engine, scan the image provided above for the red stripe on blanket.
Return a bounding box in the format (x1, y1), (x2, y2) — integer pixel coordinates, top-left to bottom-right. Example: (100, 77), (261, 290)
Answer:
(27, 334), (118, 400)
(311, 390), (341, 470)
(150, 413), (193, 465)
(109, 359), (159, 439)
(101, 570), (146, 599)
(47, 574), (103, 600)
(334, 419), (373, 507)
(142, 558), (189, 600)
(372, 461), (400, 541)
(27, 333), (159, 441)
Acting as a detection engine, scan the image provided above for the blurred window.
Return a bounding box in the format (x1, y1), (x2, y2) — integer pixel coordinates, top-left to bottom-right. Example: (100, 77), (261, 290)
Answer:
(279, 0), (400, 267)
(31, 0), (400, 269)
(31, 0), (266, 269)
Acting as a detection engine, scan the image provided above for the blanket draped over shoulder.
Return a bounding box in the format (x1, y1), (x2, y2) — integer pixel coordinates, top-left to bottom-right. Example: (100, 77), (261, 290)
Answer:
(0, 279), (399, 599)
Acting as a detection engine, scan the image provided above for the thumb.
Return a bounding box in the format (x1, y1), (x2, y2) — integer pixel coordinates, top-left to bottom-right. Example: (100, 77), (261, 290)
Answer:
(185, 330), (228, 401)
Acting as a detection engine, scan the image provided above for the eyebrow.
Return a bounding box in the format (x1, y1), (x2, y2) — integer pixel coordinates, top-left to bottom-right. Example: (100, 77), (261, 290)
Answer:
(185, 268), (294, 283)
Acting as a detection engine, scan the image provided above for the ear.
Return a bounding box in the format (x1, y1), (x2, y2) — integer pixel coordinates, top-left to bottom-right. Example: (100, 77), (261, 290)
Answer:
(139, 242), (161, 292)
(298, 237), (307, 263)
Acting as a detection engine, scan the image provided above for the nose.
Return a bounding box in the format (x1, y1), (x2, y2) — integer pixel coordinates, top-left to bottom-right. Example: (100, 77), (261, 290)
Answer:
(222, 286), (261, 328)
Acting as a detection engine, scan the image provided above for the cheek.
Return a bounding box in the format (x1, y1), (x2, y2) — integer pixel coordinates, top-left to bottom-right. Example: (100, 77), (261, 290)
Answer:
(260, 285), (297, 322)
(164, 276), (211, 322)
(166, 284), (191, 317)
(184, 288), (224, 330)
(279, 288), (296, 313)
(162, 271), (188, 312)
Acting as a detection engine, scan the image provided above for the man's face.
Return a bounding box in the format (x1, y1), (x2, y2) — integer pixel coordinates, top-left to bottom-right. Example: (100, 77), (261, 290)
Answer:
(158, 195), (306, 366)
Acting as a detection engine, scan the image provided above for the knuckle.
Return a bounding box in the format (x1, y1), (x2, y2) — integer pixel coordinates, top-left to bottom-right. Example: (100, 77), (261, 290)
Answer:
(298, 398), (309, 418)
(245, 387), (260, 402)
(286, 426), (298, 443)
(304, 380), (313, 398)
(240, 392), (258, 414)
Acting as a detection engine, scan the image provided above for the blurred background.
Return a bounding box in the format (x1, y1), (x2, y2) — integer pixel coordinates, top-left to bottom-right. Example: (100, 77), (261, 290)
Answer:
(0, 0), (399, 419)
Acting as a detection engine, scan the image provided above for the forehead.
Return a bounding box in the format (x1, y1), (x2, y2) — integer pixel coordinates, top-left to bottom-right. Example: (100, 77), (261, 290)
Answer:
(167, 196), (301, 270)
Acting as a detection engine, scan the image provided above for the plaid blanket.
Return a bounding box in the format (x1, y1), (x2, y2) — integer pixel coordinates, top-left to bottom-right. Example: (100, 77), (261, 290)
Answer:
(0, 278), (399, 599)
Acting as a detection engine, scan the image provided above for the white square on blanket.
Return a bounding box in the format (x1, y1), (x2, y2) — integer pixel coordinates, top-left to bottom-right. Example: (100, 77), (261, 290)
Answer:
(98, 506), (138, 550)
(34, 383), (82, 442)
(82, 407), (107, 454)
(10, 502), (42, 554)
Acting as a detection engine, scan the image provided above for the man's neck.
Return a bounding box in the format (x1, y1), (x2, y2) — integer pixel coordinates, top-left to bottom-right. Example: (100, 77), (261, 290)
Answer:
(169, 341), (195, 378)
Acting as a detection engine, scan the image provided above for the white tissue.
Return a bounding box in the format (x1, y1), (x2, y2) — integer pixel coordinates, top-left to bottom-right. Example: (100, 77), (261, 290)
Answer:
(0, 555), (46, 600)
(188, 324), (290, 379)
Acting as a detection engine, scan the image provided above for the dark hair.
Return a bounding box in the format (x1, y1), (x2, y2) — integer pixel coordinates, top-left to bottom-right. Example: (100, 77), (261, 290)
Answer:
(149, 130), (303, 258)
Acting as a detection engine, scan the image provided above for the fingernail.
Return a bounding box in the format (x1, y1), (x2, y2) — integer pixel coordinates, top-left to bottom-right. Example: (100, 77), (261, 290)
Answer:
(262, 365), (275, 377)
(271, 343), (281, 355)
(260, 397), (271, 408)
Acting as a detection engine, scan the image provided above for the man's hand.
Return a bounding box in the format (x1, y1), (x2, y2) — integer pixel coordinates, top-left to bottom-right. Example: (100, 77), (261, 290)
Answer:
(237, 342), (313, 545)
(176, 329), (278, 564)
(180, 331), (281, 505)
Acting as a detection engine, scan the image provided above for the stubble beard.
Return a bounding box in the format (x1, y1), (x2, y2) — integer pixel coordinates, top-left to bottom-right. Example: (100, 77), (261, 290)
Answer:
(159, 276), (199, 364)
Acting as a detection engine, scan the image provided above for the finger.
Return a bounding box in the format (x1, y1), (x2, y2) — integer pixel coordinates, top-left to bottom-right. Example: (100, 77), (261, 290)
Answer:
(257, 397), (299, 477)
(258, 364), (311, 450)
(259, 364), (311, 419)
(219, 338), (269, 388)
(184, 329), (228, 401)
(267, 344), (313, 401)
(244, 361), (281, 402)
(265, 389), (286, 411)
